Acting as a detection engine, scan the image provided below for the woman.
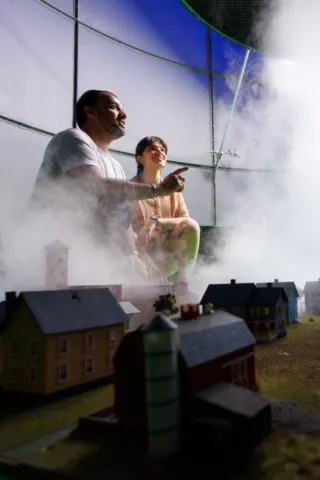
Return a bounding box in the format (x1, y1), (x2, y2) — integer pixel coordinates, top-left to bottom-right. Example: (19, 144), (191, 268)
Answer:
(131, 136), (200, 284)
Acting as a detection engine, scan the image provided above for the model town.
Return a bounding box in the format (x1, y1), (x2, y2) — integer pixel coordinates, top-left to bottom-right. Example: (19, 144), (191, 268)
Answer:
(0, 240), (319, 479)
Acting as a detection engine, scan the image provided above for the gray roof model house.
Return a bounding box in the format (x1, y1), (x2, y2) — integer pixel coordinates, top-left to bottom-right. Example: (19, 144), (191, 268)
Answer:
(200, 280), (256, 308)
(0, 288), (128, 335)
(304, 279), (320, 315)
(256, 279), (299, 299)
(0, 288), (129, 395)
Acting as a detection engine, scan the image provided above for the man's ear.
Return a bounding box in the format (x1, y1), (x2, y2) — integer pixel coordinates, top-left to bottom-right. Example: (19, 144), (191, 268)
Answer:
(84, 105), (96, 120)
(136, 156), (143, 165)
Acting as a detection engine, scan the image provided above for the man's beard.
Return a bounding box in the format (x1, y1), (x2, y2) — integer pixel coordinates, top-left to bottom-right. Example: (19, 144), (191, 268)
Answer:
(99, 114), (125, 140)
(110, 124), (125, 140)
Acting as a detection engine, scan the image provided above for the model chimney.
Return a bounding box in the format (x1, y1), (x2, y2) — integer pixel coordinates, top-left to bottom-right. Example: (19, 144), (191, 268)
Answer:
(45, 240), (69, 290)
(274, 279), (279, 283)
(267, 282), (272, 288)
(230, 279), (236, 284)
(5, 291), (17, 314)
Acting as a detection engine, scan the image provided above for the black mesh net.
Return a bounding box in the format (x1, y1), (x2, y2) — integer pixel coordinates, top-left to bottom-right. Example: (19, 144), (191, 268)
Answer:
(182, 0), (270, 50)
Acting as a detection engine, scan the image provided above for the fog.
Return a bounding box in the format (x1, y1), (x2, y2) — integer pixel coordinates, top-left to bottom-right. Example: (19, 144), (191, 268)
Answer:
(192, 0), (320, 296)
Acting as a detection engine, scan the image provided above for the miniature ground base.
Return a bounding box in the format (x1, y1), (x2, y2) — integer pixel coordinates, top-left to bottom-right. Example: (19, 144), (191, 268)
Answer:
(0, 317), (319, 479)
(255, 315), (320, 412)
(0, 420), (319, 480)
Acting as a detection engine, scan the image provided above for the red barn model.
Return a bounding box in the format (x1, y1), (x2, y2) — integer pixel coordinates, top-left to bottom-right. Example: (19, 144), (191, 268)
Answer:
(78, 304), (271, 459)
(114, 307), (258, 433)
(180, 303), (202, 320)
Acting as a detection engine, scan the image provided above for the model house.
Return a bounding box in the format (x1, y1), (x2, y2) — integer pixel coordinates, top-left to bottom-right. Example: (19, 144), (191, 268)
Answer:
(0, 288), (127, 394)
(113, 304), (271, 457)
(200, 279), (288, 342)
(304, 279), (320, 315)
(247, 284), (287, 341)
(256, 279), (299, 324)
(118, 301), (141, 330)
(200, 279), (256, 319)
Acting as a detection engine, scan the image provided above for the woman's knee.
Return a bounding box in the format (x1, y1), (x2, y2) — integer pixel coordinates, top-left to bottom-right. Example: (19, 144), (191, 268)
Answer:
(181, 217), (200, 235)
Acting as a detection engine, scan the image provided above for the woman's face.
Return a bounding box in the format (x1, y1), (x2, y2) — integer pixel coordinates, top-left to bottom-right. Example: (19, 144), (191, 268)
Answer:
(140, 141), (167, 170)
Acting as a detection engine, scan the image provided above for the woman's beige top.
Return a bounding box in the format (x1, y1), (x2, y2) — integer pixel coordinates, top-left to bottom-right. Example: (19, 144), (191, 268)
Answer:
(130, 175), (189, 232)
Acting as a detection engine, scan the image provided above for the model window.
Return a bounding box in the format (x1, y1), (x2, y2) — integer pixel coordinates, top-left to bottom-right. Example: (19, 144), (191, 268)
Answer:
(270, 321), (275, 331)
(249, 308), (254, 316)
(9, 365), (18, 384)
(84, 357), (94, 375)
(109, 328), (118, 345)
(58, 363), (69, 382)
(9, 341), (17, 358)
(59, 337), (69, 355)
(85, 333), (95, 350)
(29, 366), (37, 385)
(229, 358), (248, 387)
(264, 308), (270, 316)
(29, 339), (37, 358)
(108, 347), (116, 372)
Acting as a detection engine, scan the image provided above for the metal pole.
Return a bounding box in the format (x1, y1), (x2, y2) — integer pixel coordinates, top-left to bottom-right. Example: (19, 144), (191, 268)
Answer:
(72, 0), (79, 128)
(206, 28), (217, 226)
(214, 48), (250, 170)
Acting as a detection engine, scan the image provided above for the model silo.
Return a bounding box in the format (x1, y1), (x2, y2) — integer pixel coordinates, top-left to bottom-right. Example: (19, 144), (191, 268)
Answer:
(142, 314), (180, 457)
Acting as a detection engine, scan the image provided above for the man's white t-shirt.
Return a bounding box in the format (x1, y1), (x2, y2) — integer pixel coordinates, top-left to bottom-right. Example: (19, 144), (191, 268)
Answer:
(34, 128), (126, 190)
(31, 128), (132, 240)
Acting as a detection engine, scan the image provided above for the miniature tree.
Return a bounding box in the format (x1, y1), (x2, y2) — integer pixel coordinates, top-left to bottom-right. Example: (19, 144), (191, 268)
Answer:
(153, 294), (179, 316)
(204, 302), (214, 314)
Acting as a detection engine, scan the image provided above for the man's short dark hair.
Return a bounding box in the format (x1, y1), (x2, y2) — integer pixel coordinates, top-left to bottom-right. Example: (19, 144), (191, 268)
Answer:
(75, 90), (117, 129)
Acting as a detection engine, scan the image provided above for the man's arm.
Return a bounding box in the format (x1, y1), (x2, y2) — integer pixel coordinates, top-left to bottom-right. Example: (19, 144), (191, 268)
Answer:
(67, 165), (168, 201)
(54, 129), (188, 201)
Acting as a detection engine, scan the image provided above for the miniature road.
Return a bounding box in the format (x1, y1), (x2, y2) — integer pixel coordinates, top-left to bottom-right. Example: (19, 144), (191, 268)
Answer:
(271, 400), (320, 436)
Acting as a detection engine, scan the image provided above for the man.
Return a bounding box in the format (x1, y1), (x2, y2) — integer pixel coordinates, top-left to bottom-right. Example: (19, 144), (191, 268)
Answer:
(32, 90), (188, 279)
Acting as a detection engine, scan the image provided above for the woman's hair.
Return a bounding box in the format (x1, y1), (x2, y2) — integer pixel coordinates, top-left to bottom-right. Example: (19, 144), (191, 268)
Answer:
(135, 136), (168, 181)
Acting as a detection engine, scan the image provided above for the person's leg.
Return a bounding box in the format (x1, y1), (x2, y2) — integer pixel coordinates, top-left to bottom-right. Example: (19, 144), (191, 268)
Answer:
(164, 218), (200, 281)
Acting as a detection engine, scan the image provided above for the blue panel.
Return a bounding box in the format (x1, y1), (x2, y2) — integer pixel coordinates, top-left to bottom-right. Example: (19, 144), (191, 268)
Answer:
(213, 75), (292, 171)
(78, 28), (212, 165)
(78, 0), (208, 69)
(0, 122), (49, 205)
(211, 31), (264, 78)
(47, 0), (73, 14)
(213, 75), (264, 150)
(0, 0), (74, 132)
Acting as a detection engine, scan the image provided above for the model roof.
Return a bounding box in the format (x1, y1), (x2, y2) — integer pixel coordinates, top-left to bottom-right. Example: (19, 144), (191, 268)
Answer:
(201, 282), (256, 307)
(119, 301), (140, 315)
(143, 314), (178, 332)
(256, 280), (299, 298)
(193, 382), (270, 418)
(175, 310), (256, 368)
(1, 289), (127, 335)
(250, 286), (287, 306)
(304, 280), (320, 294)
